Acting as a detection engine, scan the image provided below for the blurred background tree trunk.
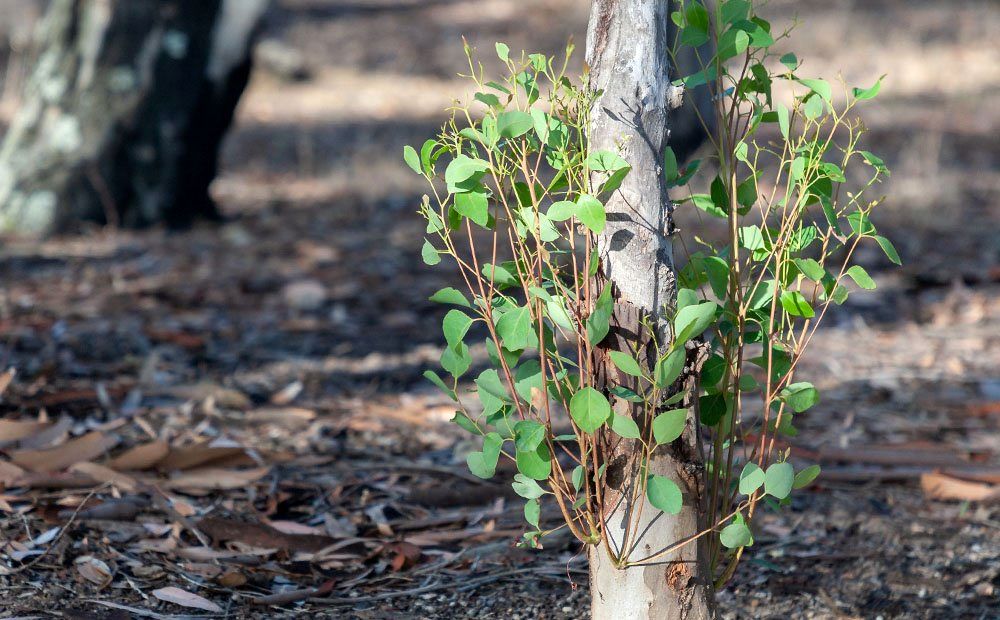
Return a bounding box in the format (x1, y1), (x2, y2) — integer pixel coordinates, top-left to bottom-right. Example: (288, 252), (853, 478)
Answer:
(0, 0), (268, 235)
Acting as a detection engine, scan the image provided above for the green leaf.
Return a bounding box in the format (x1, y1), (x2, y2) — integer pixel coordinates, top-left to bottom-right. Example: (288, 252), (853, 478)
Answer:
(482, 262), (519, 288)
(514, 420), (547, 452)
(610, 386), (644, 403)
(403, 145), (421, 174)
(495, 42), (510, 62)
(421, 239), (440, 265)
(764, 462), (794, 499)
(442, 309), (473, 349)
(497, 111), (533, 138)
(852, 76), (882, 100)
(779, 52), (798, 71)
(720, 522), (753, 548)
(704, 256), (730, 299)
(466, 433), (502, 479)
(780, 381), (819, 412)
(777, 103), (790, 139)
(454, 189), (490, 227)
(874, 235), (901, 265)
(674, 301), (718, 343)
(440, 342), (471, 378)
(646, 475), (682, 515)
(736, 175), (757, 210)
(423, 369), (454, 398)
(690, 194), (726, 218)
(586, 285), (613, 346)
(587, 150), (629, 172)
(575, 194), (606, 234)
(430, 287), (471, 308)
(516, 443), (552, 481)
(738, 462), (765, 495)
(547, 200), (576, 221)
(496, 306), (537, 351)
(720, 0), (750, 24)
(793, 258), (825, 282)
(793, 464), (821, 489)
(451, 411), (481, 435)
(780, 290), (814, 318)
(860, 150), (889, 175)
(445, 155), (489, 187)
(699, 393), (729, 426)
(652, 409), (687, 445)
(524, 498), (540, 528)
(718, 28), (750, 61)
(610, 414), (641, 439)
(609, 351), (644, 378)
(663, 147), (678, 184)
(798, 78), (832, 103)
(570, 387), (611, 434)
(846, 265), (876, 290)
(654, 348), (686, 388)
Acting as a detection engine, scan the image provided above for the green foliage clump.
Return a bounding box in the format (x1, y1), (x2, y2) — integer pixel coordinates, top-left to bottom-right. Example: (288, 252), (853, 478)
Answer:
(407, 0), (894, 584)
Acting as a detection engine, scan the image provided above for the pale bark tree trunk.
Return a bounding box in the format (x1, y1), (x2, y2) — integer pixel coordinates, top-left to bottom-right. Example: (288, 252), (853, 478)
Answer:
(586, 1), (713, 618)
(0, 0), (269, 235)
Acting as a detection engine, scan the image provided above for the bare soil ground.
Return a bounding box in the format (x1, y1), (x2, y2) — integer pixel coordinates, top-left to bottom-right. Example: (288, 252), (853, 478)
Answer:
(0, 1), (997, 618)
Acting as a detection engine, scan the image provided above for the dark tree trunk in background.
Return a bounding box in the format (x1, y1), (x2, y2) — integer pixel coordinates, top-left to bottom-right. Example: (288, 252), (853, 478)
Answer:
(0, 0), (268, 235)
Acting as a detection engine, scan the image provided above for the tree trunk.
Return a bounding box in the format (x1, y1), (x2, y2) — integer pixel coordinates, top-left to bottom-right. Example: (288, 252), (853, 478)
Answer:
(586, 1), (713, 618)
(0, 0), (268, 235)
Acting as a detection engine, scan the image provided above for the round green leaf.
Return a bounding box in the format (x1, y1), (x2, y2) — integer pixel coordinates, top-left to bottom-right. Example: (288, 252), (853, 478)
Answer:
(514, 420), (547, 452)
(512, 474), (545, 499)
(524, 498), (540, 528)
(429, 287), (471, 308)
(610, 414), (641, 439)
(575, 194), (606, 234)
(674, 301), (718, 343)
(646, 475), (682, 514)
(496, 306), (536, 351)
(652, 409), (687, 445)
(570, 387), (611, 434)
(497, 111), (533, 138)
(516, 443), (552, 481)
(609, 351), (644, 378)
(780, 382), (819, 412)
(442, 309), (473, 349)
(720, 522), (753, 549)
(467, 433), (502, 479)
(764, 461), (794, 499)
(654, 348), (686, 388)
(738, 462), (765, 495)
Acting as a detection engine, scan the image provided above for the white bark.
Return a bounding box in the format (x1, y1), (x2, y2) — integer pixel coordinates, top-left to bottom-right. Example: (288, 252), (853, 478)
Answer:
(586, 1), (713, 618)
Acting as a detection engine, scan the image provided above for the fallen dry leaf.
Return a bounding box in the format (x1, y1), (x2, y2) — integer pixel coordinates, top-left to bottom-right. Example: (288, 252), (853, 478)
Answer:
(151, 586), (223, 613)
(921, 472), (1000, 502)
(197, 516), (335, 552)
(0, 367), (14, 396)
(108, 440), (169, 471)
(0, 461), (25, 486)
(10, 432), (119, 472)
(157, 443), (248, 471)
(69, 462), (138, 492)
(163, 466), (269, 491)
(0, 419), (50, 444)
(75, 555), (114, 588)
(386, 541), (422, 571)
(217, 569), (248, 587)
